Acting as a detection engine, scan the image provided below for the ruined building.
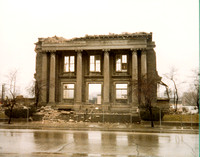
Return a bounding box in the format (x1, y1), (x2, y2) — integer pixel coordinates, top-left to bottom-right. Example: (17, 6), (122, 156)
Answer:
(34, 32), (160, 121)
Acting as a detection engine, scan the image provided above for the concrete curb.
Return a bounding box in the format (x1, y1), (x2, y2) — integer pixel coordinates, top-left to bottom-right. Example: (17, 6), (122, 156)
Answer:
(1, 118), (199, 126)
(0, 122), (198, 134)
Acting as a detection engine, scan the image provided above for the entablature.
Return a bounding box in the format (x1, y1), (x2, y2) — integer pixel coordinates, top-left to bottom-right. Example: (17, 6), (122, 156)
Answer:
(35, 32), (156, 53)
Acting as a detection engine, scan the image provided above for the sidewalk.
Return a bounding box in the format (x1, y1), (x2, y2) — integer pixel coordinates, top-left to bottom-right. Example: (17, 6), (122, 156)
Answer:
(0, 120), (198, 134)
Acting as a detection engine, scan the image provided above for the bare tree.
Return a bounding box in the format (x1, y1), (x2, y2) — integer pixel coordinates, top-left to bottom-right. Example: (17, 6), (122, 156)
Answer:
(132, 73), (160, 127)
(27, 78), (54, 108)
(182, 91), (198, 106)
(183, 68), (199, 111)
(193, 69), (199, 111)
(6, 70), (18, 124)
(27, 79), (45, 108)
(164, 67), (179, 112)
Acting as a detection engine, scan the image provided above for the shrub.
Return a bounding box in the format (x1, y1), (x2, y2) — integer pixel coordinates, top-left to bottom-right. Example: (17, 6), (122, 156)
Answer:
(140, 107), (165, 121)
(5, 106), (36, 118)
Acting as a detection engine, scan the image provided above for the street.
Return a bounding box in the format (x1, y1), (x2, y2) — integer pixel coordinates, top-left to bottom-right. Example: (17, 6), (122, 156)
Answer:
(0, 129), (199, 157)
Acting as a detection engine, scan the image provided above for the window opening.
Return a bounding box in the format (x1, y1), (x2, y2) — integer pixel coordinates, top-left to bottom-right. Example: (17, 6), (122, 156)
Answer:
(63, 84), (74, 99)
(116, 84), (128, 99)
(88, 84), (101, 104)
(90, 55), (101, 72)
(64, 56), (75, 72)
(116, 55), (127, 72)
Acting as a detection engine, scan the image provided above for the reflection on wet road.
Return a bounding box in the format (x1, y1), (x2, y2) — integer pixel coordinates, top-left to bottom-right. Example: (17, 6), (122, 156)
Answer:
(0, 129), (198, 157)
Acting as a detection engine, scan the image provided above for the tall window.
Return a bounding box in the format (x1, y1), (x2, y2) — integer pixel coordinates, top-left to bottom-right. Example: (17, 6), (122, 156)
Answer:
(116, 55), (127, 72)
(90, 55), (101, 72)
(63, 84), (74, 99)
(116, 84), (128, 99)
(88, 84), (101, 104)
(64, 56), (74, 72)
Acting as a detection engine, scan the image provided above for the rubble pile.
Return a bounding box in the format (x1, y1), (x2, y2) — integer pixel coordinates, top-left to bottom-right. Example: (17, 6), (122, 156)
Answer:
(60, 110), (75, 122)
(34, 106), (77, 123)
(37, 106), (63, 123)
(33, 106), (137, 123)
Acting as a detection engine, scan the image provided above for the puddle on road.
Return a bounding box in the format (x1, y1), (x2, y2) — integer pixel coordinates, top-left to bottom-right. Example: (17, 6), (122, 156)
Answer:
(0, 129), (198, 157)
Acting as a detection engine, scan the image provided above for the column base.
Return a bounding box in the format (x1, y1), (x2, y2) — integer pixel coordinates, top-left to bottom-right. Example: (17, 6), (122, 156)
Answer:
(38, 102), (47, 107)
(102, 102), (110, 111)
(74, 103), (81, 111)
(102, 105), (110, 112)
(47, 102), (56, 107)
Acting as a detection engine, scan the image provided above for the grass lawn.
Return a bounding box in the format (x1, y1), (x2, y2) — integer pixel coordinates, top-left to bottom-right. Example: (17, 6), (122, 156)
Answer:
(163, 114), (199, 123)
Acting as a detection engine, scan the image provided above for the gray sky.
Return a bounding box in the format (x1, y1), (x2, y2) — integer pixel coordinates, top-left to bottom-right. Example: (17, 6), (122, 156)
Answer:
(0, 0), (199, 96)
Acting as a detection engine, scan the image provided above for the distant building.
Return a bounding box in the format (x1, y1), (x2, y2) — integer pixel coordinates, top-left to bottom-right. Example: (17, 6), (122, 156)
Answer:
(34, 32), (162, 120)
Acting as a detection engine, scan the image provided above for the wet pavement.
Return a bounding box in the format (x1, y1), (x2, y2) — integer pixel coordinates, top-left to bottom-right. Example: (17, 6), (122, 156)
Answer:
(0, 121), (198, 134)
(0, 129), (199, 157)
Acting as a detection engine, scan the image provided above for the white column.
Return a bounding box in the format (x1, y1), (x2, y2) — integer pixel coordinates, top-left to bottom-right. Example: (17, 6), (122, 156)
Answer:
(141, 50), (147, 77)
(49, 52), (56, 103)
(141, 50), (147, 105)
(132, 50), (138, 105)
(103, 49), (110, 104)
(76, 50), (82, 104)
(41, 52), (48, 103)
(132, 50), (138, 80)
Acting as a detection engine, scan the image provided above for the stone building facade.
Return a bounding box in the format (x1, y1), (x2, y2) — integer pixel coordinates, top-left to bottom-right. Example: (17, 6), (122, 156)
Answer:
(34, 32), (159, 116)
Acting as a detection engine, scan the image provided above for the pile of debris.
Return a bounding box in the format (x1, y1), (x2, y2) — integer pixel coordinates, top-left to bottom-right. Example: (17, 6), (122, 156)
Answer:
(35, 106), (62, 123)
(34, 106), (77, 123)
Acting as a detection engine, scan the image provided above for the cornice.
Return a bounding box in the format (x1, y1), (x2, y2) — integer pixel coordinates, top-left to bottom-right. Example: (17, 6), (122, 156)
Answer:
(35, 32), (155, 52)
(36, 32), (152, 44)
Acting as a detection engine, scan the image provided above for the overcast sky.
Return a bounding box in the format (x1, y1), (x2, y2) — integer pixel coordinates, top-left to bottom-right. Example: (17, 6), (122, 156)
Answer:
(0, 0), (199, 96)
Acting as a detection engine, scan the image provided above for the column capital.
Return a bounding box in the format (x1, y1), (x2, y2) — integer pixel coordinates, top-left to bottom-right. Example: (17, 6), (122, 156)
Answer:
(50, 52), (56, 55)
(102, 49), (110, 53)
(43, 50), (56, 53)
(41, 50), (57, 54)
(41, 51), (47, 54)
(49, 50), (56, 53)
(131, 49), (137, 55)
(141, 49), (147, 55)
(75, 49), (83, 53)
(36, 49), (42, 53)
(130, 48), (137, 52)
